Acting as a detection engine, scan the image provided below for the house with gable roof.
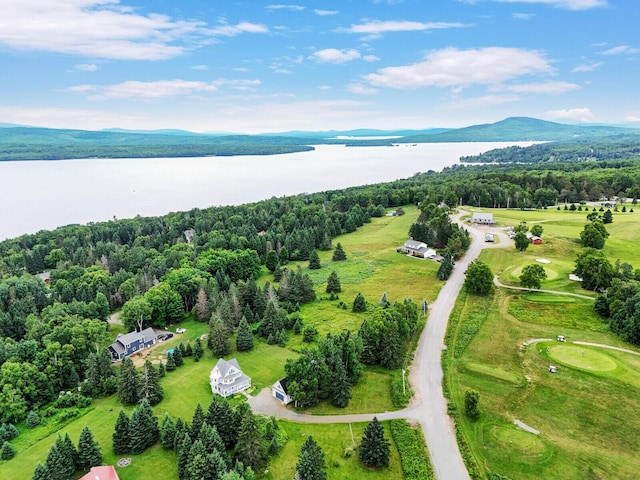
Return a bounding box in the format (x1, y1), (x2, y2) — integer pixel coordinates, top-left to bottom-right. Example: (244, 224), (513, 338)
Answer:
(471, 212), (496, 225)
(398, 239), (436, 259)
(272, 377), (294, 405)
(78, 465), (120, 480)
(210, 358), (251, 397)
(108, 327), (158, 361)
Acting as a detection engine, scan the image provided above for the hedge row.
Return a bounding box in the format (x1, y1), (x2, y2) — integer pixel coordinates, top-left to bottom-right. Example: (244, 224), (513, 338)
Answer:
(389, 419), (434, 480)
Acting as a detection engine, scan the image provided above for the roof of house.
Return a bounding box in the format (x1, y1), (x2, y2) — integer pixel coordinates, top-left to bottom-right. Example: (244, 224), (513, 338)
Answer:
(275, 377), (290, 394)
(214, 358), (242, 378)
(472, 213), (494, 220)
(115, 327), (157, 346)
(404, 239), (427, 250)
(77, 465), (120, 480)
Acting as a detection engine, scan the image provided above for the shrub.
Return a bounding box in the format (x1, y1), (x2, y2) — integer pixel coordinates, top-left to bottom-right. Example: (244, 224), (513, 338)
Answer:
(390, 370), (413, 408)
(389, 420), (434, 480)
(26, 411), (40, 429)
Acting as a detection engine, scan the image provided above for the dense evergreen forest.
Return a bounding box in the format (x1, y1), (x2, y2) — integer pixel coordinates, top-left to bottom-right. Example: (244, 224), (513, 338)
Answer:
(3, 148), (640, 423)
(460, 134), (640, 164)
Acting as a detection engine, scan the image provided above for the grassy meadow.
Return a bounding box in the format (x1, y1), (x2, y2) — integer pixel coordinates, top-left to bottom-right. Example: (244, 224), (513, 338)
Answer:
(446, 205), (640, 479)
(0, 205), (440, 480)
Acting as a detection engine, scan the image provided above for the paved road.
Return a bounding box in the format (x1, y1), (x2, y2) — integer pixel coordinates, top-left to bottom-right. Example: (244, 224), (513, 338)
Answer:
(248, 212), (497, 480)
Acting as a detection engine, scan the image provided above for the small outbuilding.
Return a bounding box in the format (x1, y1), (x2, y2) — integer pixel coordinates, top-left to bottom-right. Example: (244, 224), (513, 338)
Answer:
(548, 365), (557, 373)
(272, 377), (294, 405)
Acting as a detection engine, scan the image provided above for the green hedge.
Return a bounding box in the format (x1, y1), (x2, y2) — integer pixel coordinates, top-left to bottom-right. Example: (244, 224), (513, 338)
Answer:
(389, 419), (434, 480)
(390, 370), (413, 408)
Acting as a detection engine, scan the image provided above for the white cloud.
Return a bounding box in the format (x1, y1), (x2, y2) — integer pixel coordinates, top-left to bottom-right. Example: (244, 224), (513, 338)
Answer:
(309, 48), (361, 64)
(503, 81), (580, 94)
(347, 83), (379, 95)
(266, 4), (305, 11)
(601, 45), (639, 55)
(68, 78), (261, 100)
(73, 64), (100, 72)
(208, 22), (268, 36)
(624, 113), (640, 123)
(314, 9), (338, 16)
(363, 54), (380, 62)
(365, 47), (553, 89)
(513, 13), (536, 19)
(317, 85), (331, 90)
(444, 94), (520, 109)
(0, 105), (147, 130)
(572, 61), (603, 72)
(0, 0), (207, 60)
(546, 108), (595, 122)
(493, 0), (608, 10)
(191, 65), (209, 71)
(342, 20), (467, 36)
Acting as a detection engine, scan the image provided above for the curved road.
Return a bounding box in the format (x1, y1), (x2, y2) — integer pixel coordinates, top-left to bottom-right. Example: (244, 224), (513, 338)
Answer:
(249, 212), (499, 480)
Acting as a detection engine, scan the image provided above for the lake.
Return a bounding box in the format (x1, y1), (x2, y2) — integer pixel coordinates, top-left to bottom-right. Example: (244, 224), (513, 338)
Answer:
(1, 142), (533, 240)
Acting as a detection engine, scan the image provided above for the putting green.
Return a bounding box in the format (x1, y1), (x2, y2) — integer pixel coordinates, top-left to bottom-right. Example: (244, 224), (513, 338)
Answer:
(511, 264), (559, 281)
(488, 425), (547, 458)
(548, 345), (618, 372)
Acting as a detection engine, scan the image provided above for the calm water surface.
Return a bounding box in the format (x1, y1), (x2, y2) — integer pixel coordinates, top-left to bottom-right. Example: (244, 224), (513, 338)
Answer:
(1, 142), (532, 240)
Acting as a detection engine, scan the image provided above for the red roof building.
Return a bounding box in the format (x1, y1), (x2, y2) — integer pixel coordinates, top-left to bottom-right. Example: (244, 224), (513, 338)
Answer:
(78, 466), (120, 480)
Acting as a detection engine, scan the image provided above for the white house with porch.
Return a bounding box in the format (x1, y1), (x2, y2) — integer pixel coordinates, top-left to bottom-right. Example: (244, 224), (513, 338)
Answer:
(272, 378), (294, 405)
(210, 358), (251, 397)
(398, 239), (436, 259)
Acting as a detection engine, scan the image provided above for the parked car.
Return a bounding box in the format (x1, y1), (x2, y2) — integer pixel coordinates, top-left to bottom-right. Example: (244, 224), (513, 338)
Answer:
(176, 328), (186, 333)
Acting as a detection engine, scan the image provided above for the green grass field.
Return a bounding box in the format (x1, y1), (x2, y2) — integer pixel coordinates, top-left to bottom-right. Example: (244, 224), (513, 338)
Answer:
(0, 206), (439, 480)
(446, 206), (640, 480)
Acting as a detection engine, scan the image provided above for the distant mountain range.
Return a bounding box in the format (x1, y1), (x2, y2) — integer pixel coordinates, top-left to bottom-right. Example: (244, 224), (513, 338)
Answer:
(0, 117), (637, 161)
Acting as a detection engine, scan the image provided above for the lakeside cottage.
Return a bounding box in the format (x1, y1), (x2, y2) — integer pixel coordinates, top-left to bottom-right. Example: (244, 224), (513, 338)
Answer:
(210, 358), (251, 397)
(108, 327), (158, 361)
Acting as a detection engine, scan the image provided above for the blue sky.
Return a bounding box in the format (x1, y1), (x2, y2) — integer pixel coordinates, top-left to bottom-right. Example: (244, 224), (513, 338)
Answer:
(0, 0), (638, 133)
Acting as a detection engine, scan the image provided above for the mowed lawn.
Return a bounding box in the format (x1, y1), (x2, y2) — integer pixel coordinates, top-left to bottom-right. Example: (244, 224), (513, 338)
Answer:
(446, 206), (640, 479)
(1, 205), (438, 480)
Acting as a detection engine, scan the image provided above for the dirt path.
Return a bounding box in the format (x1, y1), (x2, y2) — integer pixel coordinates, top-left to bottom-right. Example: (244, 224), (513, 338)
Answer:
(493, 275), (595, 300)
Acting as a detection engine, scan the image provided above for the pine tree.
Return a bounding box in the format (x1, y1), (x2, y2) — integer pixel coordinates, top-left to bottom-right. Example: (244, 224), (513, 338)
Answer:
(195, 288), (209, 321)
(77, 425), (102, 469)
(265, 250), (279, 272)
(206, 395), (237, 449)
(166, 351), (177, 371)
(296, 435), (327, 480)
(359, 417), (390, 468)
(190, 403), (206, 440)
(112, 409), (130, 455)
(236, 317), (254, 352)
(160, 413), (176, 449)
(331, 361), (352, 408)
(208, 449), (230, 479)
(325, 271), (342, 294)
(198, 422), (225, 459)
(129, 399), (159, 454)
(352, 293), (367, 312)
(45, 439), (74, 480)
(177, 433), (192, 480)
(208, 316), (231, 358)
(139, 360), (164, 406)
(279, 245), (289, 265)
(158, 361), (166, 378)
(308, 250), (321, 270)
(185, 440), (208, 480)
(0, 441), (15, 460)
(60, 432), (78, 473)
(193, 338), (204, 362)
(234, 412), (267, 473)
(185, 342), (193, 357)
(173, 344), (184, 367)
(332, 243), (346, 261)
(173, 417), (187, 452)
(26, 410), (40, 428)
(32, 463), (50, 480)
(379, 292), (389, 308)
(117, 356), (140, 405)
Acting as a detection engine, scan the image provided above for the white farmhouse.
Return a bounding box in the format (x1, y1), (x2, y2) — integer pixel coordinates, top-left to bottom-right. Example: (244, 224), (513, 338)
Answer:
(210, 358), (251, 397)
